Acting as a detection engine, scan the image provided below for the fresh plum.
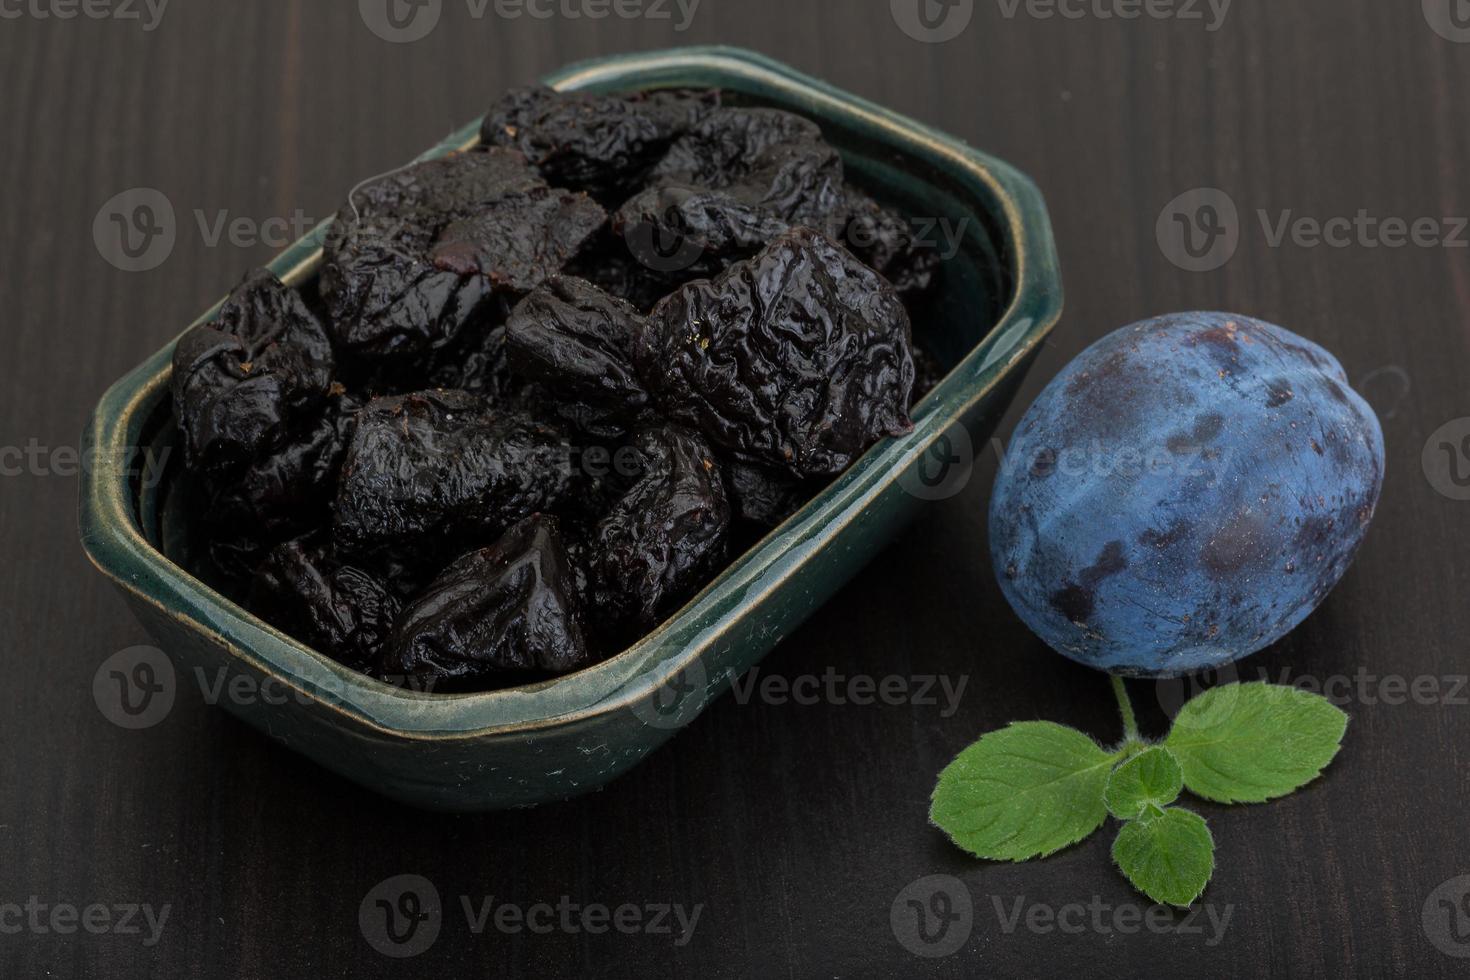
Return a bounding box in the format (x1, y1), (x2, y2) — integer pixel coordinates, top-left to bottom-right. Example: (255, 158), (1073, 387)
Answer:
(989, 312), (1384, 677)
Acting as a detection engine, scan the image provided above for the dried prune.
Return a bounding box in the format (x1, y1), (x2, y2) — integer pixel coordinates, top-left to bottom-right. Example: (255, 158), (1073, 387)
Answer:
(505, 276), (653, 437)
(251, 536), (401, 672)
(321, 148), (600, 359)
(204, 387), (362, 577)
(333, 390), (580, 563)
(378, 514), (592, 687)
(429, 187), (605, 291)
(725, 460), (813, 529)
(612, 108), (847, 275)
(481, 86), (717, 199)
(564, 229), (682, 313)
(635, 227), (915, 479)
(838, 188), (943, 295)
(172, 269), (334, 475)
(586, 425), (730, 632)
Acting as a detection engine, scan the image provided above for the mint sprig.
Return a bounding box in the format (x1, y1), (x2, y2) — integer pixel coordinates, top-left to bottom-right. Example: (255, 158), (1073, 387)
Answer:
(929, 678), (1348, 907)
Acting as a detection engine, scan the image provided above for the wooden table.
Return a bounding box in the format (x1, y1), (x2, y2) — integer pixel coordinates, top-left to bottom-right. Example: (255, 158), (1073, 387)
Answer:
(3, 1), (1467, 976)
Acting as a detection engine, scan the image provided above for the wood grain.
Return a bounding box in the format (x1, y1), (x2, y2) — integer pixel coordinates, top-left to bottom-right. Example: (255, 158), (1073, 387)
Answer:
(2, 1), (1468, 976)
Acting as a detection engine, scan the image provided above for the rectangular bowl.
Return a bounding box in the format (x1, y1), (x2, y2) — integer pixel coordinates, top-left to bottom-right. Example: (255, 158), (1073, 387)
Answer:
(79, 46), (1063, 811)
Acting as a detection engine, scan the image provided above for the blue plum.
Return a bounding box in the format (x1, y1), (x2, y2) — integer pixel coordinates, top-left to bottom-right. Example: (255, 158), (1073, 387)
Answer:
(989, 313), (1384, 677)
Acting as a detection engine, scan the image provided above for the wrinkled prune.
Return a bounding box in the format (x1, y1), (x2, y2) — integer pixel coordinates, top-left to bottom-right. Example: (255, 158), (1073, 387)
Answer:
(481, 86), (717, 199)
(321, 148), (599, 359)
(505, 276), (652, 437)
(333, 390), (580, 563)
(251, 536), (402, 672)
(564, 230), (682, 313)
(838, 188), (943, 295)
(378, 514), (591, 687)
(180, 84), (953, 693)
(586, 425), (730, 632)
(636, 227), (915, 478)
(911, 342), (946, 405)
(204, 387), (362, 578)
(429, 187), (605, 291)
(612, 108), (847, 276)
(725, 460), (813, 529)
(172, 269), (334, 475)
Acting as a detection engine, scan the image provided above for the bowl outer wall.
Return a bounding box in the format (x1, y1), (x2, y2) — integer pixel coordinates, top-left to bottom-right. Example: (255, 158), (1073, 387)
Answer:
(78, 46), (1063, 809)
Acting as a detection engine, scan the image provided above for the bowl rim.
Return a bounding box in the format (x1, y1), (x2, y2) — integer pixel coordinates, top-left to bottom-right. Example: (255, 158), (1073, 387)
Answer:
(79, 45), (1064, 741)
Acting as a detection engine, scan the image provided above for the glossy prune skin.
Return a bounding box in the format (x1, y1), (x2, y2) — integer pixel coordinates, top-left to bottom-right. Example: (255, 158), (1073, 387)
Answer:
(505, 276), (653, 437)
(251, 536), (402, 672)
(586, 425), (730, 632)
(637, 227), (916, 479)
(725, 460), (813, 529)
(838, 189), (943, 295)
(612, 108), (846, 276)
(204, 388), (362, 578)
(990, 313), (1385, 677)
(333, 390), (580, 563)
(378, 514), (592, 687)
(171, 269), (334, 475)
(481, 86), (717, 199)
(429, 187), (605, 292)
(320, 148), (594, 359)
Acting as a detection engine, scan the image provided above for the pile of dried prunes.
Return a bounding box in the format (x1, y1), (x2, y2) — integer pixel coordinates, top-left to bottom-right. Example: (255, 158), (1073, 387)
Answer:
(171, 85), (947, 691)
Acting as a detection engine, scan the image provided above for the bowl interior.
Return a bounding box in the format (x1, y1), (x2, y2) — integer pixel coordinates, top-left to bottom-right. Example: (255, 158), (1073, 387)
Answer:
(84, 46), (1059, 736)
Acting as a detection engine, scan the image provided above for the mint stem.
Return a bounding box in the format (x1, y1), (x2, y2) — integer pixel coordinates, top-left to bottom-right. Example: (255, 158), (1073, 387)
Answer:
(1111, 675), (1141, 747)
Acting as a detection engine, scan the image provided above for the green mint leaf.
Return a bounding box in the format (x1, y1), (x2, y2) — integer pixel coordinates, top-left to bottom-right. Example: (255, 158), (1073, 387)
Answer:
(1163, 682), (1348, 804)
(1104, 746), (1183, 820)
(1111, 807), (1215, 907)
(930, 721), (1116, 861)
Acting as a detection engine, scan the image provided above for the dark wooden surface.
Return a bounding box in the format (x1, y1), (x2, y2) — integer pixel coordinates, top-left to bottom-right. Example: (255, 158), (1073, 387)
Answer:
(3, 1), (1469, 977)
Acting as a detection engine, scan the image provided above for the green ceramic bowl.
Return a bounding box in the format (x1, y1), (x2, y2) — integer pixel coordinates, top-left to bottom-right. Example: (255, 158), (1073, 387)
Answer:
(79, 46), (1063, 811)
